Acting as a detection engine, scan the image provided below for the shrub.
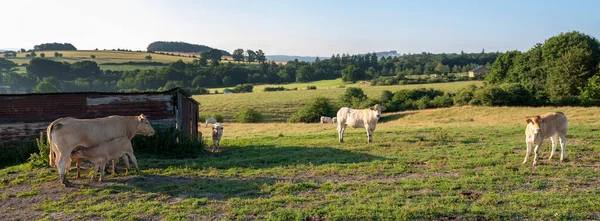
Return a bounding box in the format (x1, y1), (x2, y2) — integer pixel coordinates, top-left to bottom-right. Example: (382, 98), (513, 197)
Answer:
(471, 86), (509, 106)
(131, 128), (206, 158)
(289, 97), (338, 123)
(550, 96), (581, 106)
(1, 138), (39, 169)
(235, 107), (263, 123)
(579, 75), (600, 106)
(264, 86), (285, 92)
(415, 96), (431, 110)
(27, 133), (51, 168)
(231, 84), (253, 93)
(339, 87), (368, 108)
(499, 83), (534, 106)
(306, 85), (317, 90)
(430, 94), (454, 108)
(200, 113), (224, 123)
(453, 85), (478, 106)
(213, 114), (224, 123)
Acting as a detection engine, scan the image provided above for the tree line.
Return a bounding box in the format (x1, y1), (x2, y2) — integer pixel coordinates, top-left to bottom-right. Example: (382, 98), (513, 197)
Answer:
(147, 41), (231, 56)
(483, 31), (600, 105)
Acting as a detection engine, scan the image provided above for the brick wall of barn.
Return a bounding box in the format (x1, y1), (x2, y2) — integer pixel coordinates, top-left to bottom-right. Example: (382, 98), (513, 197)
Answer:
(0, 91), (197, 146)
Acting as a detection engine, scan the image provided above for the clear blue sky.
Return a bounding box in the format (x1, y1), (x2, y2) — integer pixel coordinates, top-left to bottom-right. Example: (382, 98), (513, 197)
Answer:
(2, 0), (599, 56)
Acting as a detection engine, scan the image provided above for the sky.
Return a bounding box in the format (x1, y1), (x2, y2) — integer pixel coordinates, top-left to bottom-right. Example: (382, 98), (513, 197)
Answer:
(1, 0), (599, 56)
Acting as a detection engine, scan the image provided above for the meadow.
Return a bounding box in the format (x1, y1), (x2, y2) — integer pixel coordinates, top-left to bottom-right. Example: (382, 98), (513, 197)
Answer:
(195, 80), (484, 122)
(1, 106), (599, 220)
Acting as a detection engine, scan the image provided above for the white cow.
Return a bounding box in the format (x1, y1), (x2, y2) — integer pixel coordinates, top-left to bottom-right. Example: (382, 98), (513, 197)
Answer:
(320, 116), (333, 124)
(212, 123), (223, 152)
(523, 112), (568, 166)
(205, 118), (217, 127)
(336, 104), (386, 143)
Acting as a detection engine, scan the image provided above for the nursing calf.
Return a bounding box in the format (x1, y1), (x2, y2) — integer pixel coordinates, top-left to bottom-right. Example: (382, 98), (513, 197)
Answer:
(71, 137), (139, 182)
(523, 112), (568, 166)
(212, 123), (223, 152)
(337, 104), (386, 143)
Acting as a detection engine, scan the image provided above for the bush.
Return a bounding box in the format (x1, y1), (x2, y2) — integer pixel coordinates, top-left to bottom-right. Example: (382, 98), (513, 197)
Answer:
(499, 83), (534, 106)
(415, 96), (431, 110)
(471, 86), (510, 106)
(306, 85), (317, 90)
(131, 128), (206, 158)
(200, 113), (224, 123)
(579, 75), (600, 106)
(430, 95), (454, 108)
(235, 107), (263, 123)
(27, 133), (51, 168)
(231, 84), (253, 93)
(1, 139), (38, 169)
(264, 86), (285, 92)
(550, 96), (581, 106)
(289, 97), (338, 123)
(453, 85), (478, 106)
(339, 87), (368, 108)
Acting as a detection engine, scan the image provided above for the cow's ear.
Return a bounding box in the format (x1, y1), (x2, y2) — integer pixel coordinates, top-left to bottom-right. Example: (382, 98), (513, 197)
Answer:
(526, 118), (532, 124)
(380, 106), (386, 111)
(369, 106), (375, 110)
(137, 115), (144, 121)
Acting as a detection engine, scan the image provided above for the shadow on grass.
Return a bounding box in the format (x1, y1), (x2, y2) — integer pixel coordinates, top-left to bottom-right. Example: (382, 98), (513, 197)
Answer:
(149, 145), (387, 170)
(378, 112), (417, 123)
(104, 175), (278, 200)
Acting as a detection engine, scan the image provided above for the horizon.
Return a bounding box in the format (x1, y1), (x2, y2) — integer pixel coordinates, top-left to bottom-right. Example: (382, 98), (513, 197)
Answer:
(2, 0), (599, 56)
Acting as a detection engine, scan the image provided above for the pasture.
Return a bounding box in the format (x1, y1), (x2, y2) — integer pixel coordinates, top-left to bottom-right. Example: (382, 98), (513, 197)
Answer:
(1, 106), (599, 220)
(195, 80), (484, 122)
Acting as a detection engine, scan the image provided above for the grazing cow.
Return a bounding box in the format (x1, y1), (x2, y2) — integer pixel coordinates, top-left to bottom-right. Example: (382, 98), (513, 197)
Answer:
(523, 112), (568, 166)
(320, 116), (333, 124)
(212, 123), (223, 152)
(205, 118), (217, 127)
(70, 137), (139, 182)
(332, 117), (337, 124)
(48, 114), (155, 187)
(336, 104), (386, 143)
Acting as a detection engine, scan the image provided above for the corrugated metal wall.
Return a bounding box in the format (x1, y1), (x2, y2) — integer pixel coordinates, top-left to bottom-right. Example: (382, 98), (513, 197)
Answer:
(0, 89), (199, 145)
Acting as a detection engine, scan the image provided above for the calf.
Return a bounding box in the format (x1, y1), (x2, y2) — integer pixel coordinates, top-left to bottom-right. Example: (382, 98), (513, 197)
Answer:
(206, 118), (217, 127)
(320, 116), (333, 124)
(70, 137), (139, 182)
(523, 112), (568, 166)
(212, 123), (223, 152)
(337, 104), (386, 143)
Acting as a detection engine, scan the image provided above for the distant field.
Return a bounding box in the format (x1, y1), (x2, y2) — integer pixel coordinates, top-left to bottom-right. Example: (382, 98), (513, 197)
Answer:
(7, 50), (196, 69)
(195, 80), (484, 122)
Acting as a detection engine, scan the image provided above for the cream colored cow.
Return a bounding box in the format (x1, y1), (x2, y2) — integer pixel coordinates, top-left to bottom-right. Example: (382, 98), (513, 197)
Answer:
(48, 114), (154, 187)
(523, 112), (568, 166)
(336, 104), (386, 143)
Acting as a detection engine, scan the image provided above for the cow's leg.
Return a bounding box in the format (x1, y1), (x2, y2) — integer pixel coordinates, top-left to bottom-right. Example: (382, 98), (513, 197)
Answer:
(76, 159), (81, 179)
(57, 152), (71, 187)
(549, 135), (558, 162)
(337, 124), (346, 143)
(523, 141), (532, 164)
(49, 145), (56, 168)
(559, 133), (567, 163)
(127, 152), (140, 173)
(365, 127), (373, 143)
(99, 159), (106, 182)
(91, 163), (99, 182)
(532, 140), (543, 166)
(121, 155), (130, 174)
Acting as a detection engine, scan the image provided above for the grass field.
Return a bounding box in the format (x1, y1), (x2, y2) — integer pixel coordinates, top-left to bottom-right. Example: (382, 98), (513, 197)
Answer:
(195, 80), (484, 122)
(1, 106), (599, 220)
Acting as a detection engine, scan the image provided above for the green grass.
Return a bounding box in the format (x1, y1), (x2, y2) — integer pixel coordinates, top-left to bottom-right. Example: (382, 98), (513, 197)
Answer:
(2, 106), (599, 220)
(195, 80), (483, 122)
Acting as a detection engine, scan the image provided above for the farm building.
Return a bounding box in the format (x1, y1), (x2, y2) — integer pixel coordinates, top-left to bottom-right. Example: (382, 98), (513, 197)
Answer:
(468, 66), (489, 78)
(0, 88), (199, 146)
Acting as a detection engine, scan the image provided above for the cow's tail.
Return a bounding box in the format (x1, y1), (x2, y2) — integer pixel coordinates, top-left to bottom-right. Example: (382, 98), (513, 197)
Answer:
(47, 121), (63, 167)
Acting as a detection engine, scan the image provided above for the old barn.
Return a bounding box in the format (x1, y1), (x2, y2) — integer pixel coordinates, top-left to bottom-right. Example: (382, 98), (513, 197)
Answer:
(0, 88), (199, 146)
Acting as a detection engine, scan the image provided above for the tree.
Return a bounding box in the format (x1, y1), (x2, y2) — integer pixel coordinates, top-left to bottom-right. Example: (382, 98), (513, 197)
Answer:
(206, 49), (223, 66)
(246, 50), (257, 63)
(296, 66), (314, 82)
(339, 87), (368, 107)
(255, 49), (266, 63)
(90, 55), (96, 59)
(30, 52), (37, 57)
(40, 53), (46, 58)
(145, 55), (152, 61)
(72, 60), (101, 78)
(0, 58), (17, 73)
(20, 48), (26, 53)
(232, 49), (245, 63)
(54, 52), (59, 57)
(546, 47), (595, 99)
(341, 64), (362, 82)
(485, 50), (521, 84)
(34, 81), (59, 93)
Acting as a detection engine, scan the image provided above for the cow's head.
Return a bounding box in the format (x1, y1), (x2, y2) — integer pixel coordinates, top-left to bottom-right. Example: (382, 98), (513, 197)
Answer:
(212, 123), (223, 137)
(526, 116), (543, 135)
(369, 104), (386, 118)
(137, 114), (155, 136)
